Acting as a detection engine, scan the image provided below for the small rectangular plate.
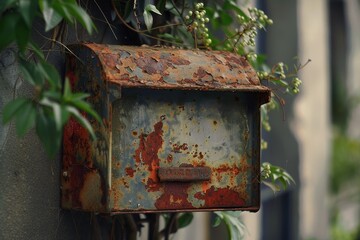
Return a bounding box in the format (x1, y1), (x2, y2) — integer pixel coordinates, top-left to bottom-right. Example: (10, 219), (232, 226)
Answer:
(158, 167), (211, 182)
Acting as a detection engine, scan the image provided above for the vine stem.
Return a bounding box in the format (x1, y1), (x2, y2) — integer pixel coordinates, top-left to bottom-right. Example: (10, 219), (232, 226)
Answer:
(110, 0), (183, 45)
(34, 29), (84, 64)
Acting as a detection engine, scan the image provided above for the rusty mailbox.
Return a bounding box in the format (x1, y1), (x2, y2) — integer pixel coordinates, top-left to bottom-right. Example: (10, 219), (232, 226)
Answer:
(61, 43), (270, 213)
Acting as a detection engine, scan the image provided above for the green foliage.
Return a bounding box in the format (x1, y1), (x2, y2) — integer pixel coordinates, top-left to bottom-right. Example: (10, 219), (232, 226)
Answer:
(331, 212), (360, 240)
(144, 4), (162, 31)
(330, 131), (360, 194)
(261, 162), (295, 193)
(177, 212), (194, 229)
(0, 0), (98, 156)
(213, 211), (247, 240)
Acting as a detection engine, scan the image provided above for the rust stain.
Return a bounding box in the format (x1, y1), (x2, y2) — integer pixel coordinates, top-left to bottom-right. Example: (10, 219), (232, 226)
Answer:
(166, 154), (173, 163)
(194, 186), (246, 207)
(63, 164), (106, 211)
(154, 183), (193, 209)
(125, 167), (136, 177)
(134, 118), (164, 191)
(171, 143), (188, 153)
(63, 117), (92, 169)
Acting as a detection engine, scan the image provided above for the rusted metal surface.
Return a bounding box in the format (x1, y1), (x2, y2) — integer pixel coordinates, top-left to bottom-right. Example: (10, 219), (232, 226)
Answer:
(78, 43), (269, 96)
(61, 43), (270, 214)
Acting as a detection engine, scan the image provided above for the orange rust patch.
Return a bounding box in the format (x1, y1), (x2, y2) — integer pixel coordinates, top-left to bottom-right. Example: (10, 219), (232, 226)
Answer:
(155, 183), (193, 209)
(194, 186), (246, 207)
(125, 167), (136, 177)
(134, 118), (164, 192)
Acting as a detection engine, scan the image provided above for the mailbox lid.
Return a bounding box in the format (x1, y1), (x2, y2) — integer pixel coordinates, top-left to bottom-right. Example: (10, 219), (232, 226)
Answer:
(77, 43), (270, 96)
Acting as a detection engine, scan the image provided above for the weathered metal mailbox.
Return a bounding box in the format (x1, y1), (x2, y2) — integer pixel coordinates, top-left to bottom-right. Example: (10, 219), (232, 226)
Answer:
(62, 43), (270, 213)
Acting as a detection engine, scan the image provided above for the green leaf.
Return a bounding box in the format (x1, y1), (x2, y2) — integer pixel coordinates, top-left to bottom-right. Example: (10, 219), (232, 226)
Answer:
(36, 107), (61, 157)
(224, 0), (247, 15)
(52, 1), (73, 24)
(15, 101), (36, 136)
(63, 77), (72, 98)
(15, 18), (31, 52)
(43, 91), (62, 100)
(28, 42), (45, 59)
(2, 98), (28, 124)
(157, 33), (182, 43)
(66, 106), (96, 139)
(145, 4), (162, 15)
(143, 10), (153, 31)
(19, 60), (45, 86)
(39, 97), (70, 132)
(156, 0), (166, 13)
(143, 4), (162, 31)
(39, 0), (64, 31)
(262, 181), (281, 193)
(37, 61), (61, 89)
(212, 215), (222, 227)
(19, 61), (37, 86)
(0, 0), (17, 13)
(219, 11), (233, 26)
(214, 211), (246, 240)
(0, 12), (19, 51)
(69, 100), (101, 123)
(19, 0), (37, 27)
(177, 213), (193, 229)
(66, 92), (90, 101)
(56, 2), (95, 34)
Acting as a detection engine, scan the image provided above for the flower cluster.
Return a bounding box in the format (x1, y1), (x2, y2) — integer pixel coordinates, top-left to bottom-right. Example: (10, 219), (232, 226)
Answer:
(226, 7), (273, 52)
(261, 139), (268, 150)
(291, 77), (302, 94)
(185, 2), (212, 46)
(262, 163), (271, 179)
(248, 8), (273, 27)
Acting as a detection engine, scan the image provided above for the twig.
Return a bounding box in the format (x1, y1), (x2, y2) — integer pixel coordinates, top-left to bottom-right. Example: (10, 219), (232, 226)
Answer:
(34, 29), (84, 64)
(93, 0), (118, 40)
(111, 0), (183, 45)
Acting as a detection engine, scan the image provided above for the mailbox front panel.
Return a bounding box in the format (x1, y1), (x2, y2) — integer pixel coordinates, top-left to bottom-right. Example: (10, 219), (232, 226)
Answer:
(110, 88), (260, 212)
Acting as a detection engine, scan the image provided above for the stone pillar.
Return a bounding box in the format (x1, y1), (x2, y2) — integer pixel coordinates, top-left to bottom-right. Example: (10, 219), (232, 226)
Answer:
(295, 0), (331, 239)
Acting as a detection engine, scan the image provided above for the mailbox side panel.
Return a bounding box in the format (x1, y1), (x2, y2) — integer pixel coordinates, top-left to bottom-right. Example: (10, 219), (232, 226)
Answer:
(61, 47), (113, 212)
(109, 89), (261, 212)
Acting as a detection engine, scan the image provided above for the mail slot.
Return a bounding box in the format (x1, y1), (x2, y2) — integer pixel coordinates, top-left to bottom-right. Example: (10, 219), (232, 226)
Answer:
(61, 43), (270, 213)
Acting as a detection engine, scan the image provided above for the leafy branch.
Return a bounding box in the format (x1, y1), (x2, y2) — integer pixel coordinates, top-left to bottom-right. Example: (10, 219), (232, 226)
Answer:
(0, 0), (99, 156)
